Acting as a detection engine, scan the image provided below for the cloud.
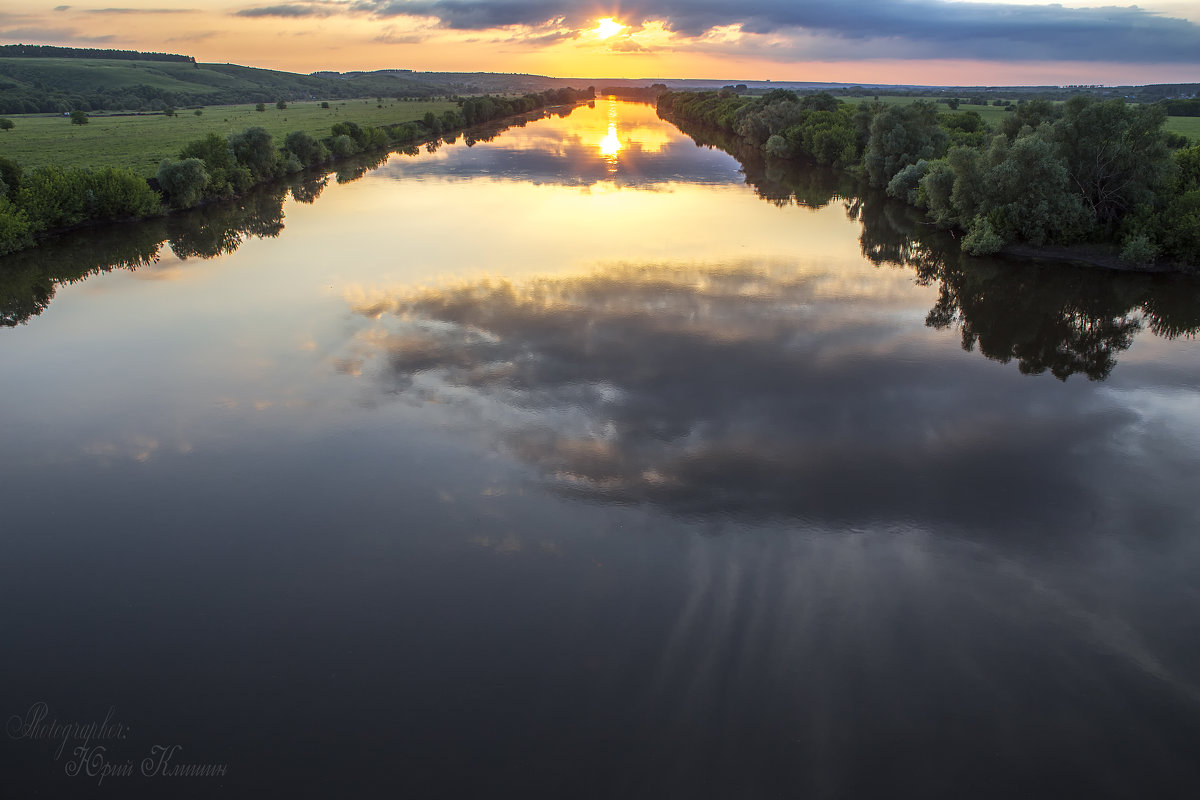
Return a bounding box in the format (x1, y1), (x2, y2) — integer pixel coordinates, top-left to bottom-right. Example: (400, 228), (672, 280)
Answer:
(339, 0), (1200, 63)
(85, 7), (197, 13)
(0, 26), (115, 44)
(235, 3), (340, 18)
(337, 257), (1187, 530)
(609, 38), (649, 53)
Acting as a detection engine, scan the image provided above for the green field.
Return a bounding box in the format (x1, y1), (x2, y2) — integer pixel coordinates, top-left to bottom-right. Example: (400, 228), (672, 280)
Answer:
(0, 99), (458, 176)
(1166, 116), (1200, 141)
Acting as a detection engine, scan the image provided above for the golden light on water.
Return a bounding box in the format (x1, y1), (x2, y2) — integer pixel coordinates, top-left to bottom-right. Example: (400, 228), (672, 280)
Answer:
(599, 99), (622, 171)
(593, 17), (625, 39)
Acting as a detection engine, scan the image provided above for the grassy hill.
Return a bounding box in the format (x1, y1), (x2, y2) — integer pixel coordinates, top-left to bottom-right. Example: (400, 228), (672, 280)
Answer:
(0, 57), (451, 114)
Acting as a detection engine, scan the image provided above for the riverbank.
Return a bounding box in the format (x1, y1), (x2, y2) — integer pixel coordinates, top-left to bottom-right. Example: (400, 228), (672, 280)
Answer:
(0, 89), (595, 257)
(657, 90), (1199, 274)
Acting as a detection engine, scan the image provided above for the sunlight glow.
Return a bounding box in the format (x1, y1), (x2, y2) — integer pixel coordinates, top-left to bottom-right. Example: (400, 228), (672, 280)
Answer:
(593, 17), (626, 39)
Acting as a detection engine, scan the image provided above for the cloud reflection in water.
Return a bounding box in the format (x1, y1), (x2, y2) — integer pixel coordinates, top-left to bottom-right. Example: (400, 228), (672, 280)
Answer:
(337, 261), (1192, 533)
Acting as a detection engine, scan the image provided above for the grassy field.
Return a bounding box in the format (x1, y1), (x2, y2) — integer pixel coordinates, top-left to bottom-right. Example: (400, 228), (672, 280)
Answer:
(1166, 116), (1200, 141)
(0, 99), (458, 176)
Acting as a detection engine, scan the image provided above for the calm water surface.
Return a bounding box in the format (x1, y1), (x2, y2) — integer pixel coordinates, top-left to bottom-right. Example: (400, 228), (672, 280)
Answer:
(2, 100), (1200, 798)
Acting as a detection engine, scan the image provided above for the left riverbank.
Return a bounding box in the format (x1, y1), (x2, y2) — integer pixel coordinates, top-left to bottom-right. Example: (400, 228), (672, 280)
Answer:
(0, 87), (595, 258)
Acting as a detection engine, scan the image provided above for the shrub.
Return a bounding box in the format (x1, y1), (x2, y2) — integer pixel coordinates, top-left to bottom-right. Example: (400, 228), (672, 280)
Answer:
(0, 197), (33, 255)
(962, 216), (1004, 255)
(329, 134), (357, 157)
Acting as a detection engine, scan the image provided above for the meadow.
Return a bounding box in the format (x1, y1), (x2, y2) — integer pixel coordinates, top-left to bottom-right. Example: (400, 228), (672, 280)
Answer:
(0, 99), (458, 176)
(1166, 116), (1200, 140)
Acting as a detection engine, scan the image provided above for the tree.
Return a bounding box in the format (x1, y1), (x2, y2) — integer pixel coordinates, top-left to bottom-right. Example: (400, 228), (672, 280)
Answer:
(229, 126), (278, 180)
(946, 98), (960, 110)
(1050, 97), (1173, 226)
(0, 118), (13, 131)
(276, 99), (287, 110)
(157, 158), (209, 208)
(69, 110), (88, 125)
(864, 101), (947, 187)
(255, 103), (265, 112)
(284, 130), (328, 168)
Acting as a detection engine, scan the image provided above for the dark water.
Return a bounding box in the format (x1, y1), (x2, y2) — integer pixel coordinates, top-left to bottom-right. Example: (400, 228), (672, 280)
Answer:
(3, 100), (1200, 798)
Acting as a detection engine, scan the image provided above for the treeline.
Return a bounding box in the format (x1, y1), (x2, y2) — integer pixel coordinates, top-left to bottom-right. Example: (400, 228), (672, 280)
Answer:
(0, 84), (188, 115)
(659, 89), (1199, 269)
(1160, 99), (1200, 117)
(0, 45), (194, 62)
(0, 89), (593, 256)
(599, 86), (668, 101)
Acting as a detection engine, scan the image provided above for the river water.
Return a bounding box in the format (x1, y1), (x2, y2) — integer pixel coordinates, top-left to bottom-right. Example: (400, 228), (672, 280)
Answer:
(2, 99), (1199, 798)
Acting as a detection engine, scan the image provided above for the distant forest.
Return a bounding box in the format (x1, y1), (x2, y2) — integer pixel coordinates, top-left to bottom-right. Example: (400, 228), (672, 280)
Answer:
(0, 44), (195, 63)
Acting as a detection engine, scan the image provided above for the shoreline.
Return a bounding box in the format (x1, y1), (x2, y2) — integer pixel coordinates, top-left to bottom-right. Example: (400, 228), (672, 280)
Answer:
(0, 97), (594, 259)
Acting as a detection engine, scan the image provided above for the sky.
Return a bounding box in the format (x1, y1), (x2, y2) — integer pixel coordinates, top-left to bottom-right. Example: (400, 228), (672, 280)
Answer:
(2, 0), (1199, 85)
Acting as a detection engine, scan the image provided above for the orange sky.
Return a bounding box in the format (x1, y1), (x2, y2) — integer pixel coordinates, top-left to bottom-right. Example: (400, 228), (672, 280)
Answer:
(2, 1), (1199, 85)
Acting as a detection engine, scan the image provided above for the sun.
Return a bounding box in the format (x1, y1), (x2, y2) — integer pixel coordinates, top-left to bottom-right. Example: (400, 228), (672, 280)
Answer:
(593, 17), (625, 40)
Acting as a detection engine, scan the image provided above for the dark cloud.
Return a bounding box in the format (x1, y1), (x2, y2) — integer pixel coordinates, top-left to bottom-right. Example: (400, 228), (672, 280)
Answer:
(341, 0), (1200, 63)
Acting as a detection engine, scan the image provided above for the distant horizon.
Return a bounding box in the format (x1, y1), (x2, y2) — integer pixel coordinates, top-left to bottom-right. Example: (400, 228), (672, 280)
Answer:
(3, 0), (1200, 86)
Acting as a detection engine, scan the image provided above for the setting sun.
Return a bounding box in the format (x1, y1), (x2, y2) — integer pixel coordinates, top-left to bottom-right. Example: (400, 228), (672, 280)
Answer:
(593, 17), (626, 39)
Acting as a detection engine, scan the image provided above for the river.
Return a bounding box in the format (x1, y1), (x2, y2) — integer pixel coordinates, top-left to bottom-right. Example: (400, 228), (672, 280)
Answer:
(2, 98), (1199, 798)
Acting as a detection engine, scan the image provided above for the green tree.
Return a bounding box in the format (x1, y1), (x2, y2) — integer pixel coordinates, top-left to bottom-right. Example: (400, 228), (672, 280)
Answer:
(1050, 97), (1172, 226)
(0, 118), (13, 131)
(228, 126), (277, 180)
(283, 130), (329, 168)
(276, 99), (287, 110)
(157, 158), (209, 208)
(69, 110), (88, 125)
(255, 103), (265, 112)
(864, 101), (947, 187)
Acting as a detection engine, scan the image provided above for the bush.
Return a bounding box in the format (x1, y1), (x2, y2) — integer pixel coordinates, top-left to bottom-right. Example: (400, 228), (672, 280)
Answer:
(329, 134), (357, 157)
(84, 167), (161, 219)
(1120, 234), (1159, 267)
(157, 158), (209, 208)
(0, 196), (33, 255)
(962, 216), (1004, 255)
(886, 160), (928, 206)
(284, 130), (329, 168)
(15, 165), (159, 232)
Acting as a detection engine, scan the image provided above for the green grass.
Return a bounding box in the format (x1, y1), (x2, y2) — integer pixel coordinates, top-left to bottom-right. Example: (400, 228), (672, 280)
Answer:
(0, 99), (457, 176)
(1165, 116), (1200, 142)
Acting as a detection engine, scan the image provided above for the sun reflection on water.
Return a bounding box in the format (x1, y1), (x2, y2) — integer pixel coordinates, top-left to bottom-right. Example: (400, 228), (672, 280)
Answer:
(599, 99), (622, 172)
